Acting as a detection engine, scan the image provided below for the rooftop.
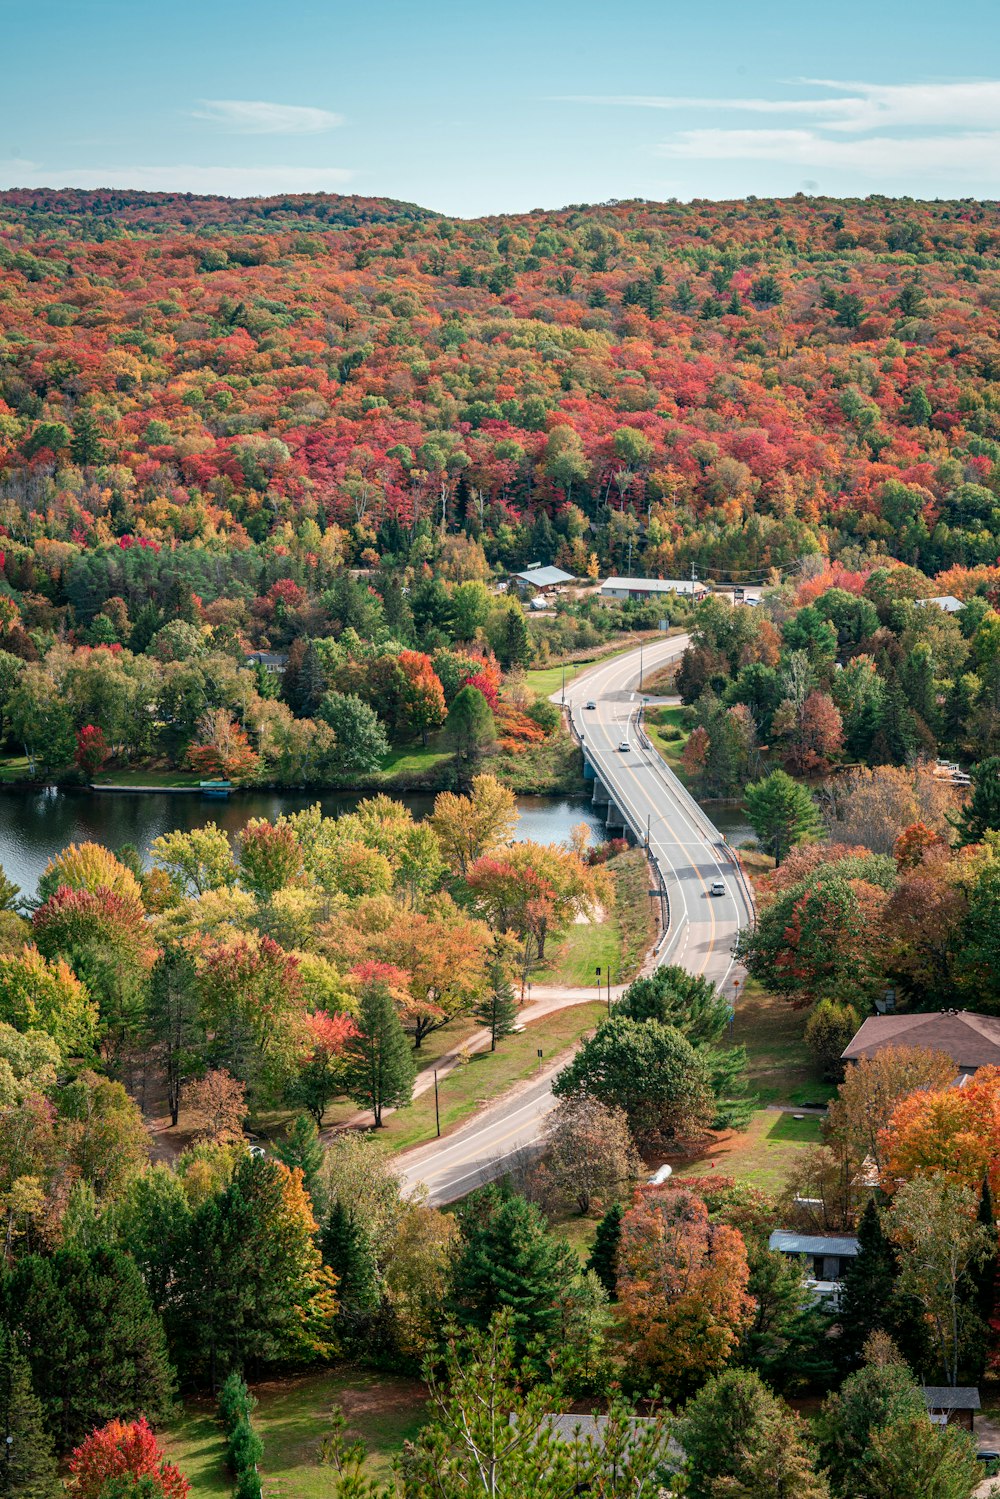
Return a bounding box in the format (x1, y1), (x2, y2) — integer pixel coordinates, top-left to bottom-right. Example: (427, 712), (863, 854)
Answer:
(922, 1387), (981, 1410)
(513, 564), (574, 587)
(917, 595), (964, 612)
(601, 576), (705, 594)
(841, 1011), (1000, 1071)
(769, 1231), (859, 1257)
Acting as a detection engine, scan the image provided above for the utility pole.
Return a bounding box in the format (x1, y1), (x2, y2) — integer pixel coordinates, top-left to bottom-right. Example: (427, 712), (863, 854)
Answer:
(433, 1069), (441, 1137)
(639, 637), (643, 693)
(561, 661), (566, 705)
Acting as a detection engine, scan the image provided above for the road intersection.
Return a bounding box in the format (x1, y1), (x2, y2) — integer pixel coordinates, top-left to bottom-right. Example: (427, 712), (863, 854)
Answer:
(398, 635), (753, 1205)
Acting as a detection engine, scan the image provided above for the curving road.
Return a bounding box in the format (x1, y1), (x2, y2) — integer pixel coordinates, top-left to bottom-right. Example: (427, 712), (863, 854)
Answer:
(398, 634), (753, 1205)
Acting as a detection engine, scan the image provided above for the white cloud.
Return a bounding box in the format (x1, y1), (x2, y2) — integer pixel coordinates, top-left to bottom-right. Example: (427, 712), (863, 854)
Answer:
(0, 162), (355, 195)
(192, 99), (343, 134)
(556, 80), (1000, 133)
(656, 128), (1000, 177)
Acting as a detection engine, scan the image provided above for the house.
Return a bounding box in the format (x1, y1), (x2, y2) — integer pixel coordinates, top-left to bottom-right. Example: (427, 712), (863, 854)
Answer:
(841, 1010), (1000, 1080)
(768, 1231), (859, 1282)
(600, 576), (709, 602)
(916, 594), (964, 614)
(922, 1387), (980, 1432)
(245, 651), (289, 675)
(512, 564), (575, 593)
(517, 1413), (681, 1471)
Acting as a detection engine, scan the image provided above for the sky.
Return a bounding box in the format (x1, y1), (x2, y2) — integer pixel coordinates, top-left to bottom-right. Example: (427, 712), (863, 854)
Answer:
(1, 0), (999, 216)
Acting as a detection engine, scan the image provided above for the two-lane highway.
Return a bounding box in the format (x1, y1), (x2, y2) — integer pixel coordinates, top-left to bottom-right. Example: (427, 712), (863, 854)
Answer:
(398, 634), (752, 1204)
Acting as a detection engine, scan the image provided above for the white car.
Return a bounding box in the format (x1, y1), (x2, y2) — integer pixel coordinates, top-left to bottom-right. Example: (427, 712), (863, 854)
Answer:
(709, 879), (725, 896)
(584, 700), (597, 710)
(618, 739), (631, 752)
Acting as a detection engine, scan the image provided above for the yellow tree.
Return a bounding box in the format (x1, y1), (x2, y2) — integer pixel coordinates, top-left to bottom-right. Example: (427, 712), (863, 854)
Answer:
(430, 774), (518, 877)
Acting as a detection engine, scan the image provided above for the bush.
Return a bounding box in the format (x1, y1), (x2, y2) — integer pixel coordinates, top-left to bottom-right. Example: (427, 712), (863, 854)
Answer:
(234, 1472), (262, 1499)
(218, 1372), (255, 1432)
(227, 1417), (263, 1475)
(804, 999), (860, 1081)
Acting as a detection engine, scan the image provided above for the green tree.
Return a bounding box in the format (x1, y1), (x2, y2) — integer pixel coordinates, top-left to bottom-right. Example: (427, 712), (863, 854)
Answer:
(615, 963), (731, 1045)
(150, 824), (235, 896)
(275, 1114), (325, 1210)
(449, 1185), (578, 1355)
(681, 1368), (827, 1499)
(108, 1165), (193, 1317)
(738, 1240), (835, 1391)
(318, 692), (389, 774)
(862, 1411), (979, 1499)
(4, 1247), (174, 1451)
(402, 1311), (673, 1498)
(553, 1015), (716, 1144)
(342, 981), (415, 1127)
(171, 1154), (334, 1386)
(586, 1202), (623, 1297)
(146, 944), (201, 1127)
(744, 769), (824, 866)
(817, 1342), (927, 1497)
(321, 1200), (381, 1330)
(491, 604), (531, 670)
(0, 1324), (60, 1499)
(804, 999), (860, 1082)
(444, 685), (496, 768)
(838, 1199), (900, 1370)
(70, 408), (104, 467)
(956, 755), (1000, 845)
(907, 384), (933, 427)
(473, 951), (518, 1050)
(7, 677), (74, 777)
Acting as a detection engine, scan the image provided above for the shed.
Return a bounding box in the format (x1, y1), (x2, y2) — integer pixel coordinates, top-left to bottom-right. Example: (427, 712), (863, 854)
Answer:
(922, 1387), (980, 1432)
(513, 564), (574, 591)
(769, 1230), (859, 1282)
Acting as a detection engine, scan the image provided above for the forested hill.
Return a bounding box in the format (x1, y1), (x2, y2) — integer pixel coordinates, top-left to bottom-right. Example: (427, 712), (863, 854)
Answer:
(1, 190), (1000, 589)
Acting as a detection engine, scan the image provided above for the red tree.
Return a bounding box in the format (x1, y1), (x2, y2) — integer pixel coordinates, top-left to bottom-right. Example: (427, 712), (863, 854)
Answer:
(69, 1417), (189, 1499)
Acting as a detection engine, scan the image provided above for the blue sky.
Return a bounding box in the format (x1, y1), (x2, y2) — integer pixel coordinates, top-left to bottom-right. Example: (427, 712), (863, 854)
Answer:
(2, 0), (999, 215)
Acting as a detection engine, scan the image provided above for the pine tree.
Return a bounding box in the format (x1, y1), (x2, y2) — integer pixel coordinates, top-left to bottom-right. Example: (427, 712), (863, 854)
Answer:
(321, 1201), (381, 1324)
(444, 685), (496, 770)
(0, 1326), (60, 1499)
(838, 1199), (897, 1371)
(744, 769), (823, 866)
(342, 982), (415, 1127)
(956, 756), (1000, 844)
(449, 1185), (578, 1354)
(276, 1114), (325, 1211)
(586, 1202), (623, 1298)
(5, 1247), (175, 1451)
(496, 607), (530, 670)
(473, 954), (518, 1051)
(70, 408), (104, 467)
(146, 943), (201, 1127)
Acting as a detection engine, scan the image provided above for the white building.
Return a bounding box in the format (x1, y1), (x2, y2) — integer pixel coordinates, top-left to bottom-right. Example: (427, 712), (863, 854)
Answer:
(600, 576), (708, 602)
(512, 564), (575, 593)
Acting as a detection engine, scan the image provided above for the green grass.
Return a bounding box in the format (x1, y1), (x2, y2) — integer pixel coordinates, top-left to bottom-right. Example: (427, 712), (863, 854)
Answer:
(379, 744), (453, 780)
(161, 1368), (427, 1497)
(533, 919), (620, 986)
(611, 847), (657, 977)
(0, 755), (31, 783)
(673, 1108), (822, 1194)
(522, 661), (590, 696)
(373, 1001), (607, 1153)
(92, 767), (203, 787)
(643, 705), (690, 779)
(550, 1213), (600, 1263)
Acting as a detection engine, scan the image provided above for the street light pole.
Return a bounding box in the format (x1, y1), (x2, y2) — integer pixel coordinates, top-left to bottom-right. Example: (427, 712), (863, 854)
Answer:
(639, 638), (643, 693)
(561, 661), (566, 706)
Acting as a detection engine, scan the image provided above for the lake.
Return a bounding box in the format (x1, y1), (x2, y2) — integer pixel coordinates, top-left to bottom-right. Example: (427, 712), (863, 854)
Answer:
(0, 788), (610, 897)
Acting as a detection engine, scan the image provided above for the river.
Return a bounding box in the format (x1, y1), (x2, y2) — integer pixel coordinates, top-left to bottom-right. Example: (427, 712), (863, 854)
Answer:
(0, 788), (611, 897)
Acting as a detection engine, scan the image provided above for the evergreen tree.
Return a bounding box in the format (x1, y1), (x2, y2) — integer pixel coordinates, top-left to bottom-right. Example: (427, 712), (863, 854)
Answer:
(682, 1368), (827, 1499)
(838, 1199), (898, 1371)
(907, 384), (933, 426)
(586, 1203), (623, 1298)
(494, 606), (530, 670)
(4, 1248), (174, 1451)
(444, 685), (496, 770)
(275, 1114), (325, 1212)
(287, 641), (326, 718)
(342, 981), (415, 1127)
(817, 1348), (926, 1497)
(956, 756), (1000, 844)
(615, 964), (731, 1045)
(744, 769), (823, 866)
(146, 943), (201, 1127)
(473, 952), (518, 1051)
(70, 408), (104, 467)
(321, 1201), (381, 1325)
(449, 1185), (578, 1355)
(0, 1325), (60, 1499)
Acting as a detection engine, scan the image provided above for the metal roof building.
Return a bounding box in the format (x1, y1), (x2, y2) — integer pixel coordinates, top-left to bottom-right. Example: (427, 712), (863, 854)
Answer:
(513, 564), (575, 589)
(600, 576), (708, 599)
(842, 1010), (1000, 1075)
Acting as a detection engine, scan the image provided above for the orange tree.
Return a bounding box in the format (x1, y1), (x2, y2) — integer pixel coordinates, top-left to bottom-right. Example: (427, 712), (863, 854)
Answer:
(615, 1186), (753, 1395)
(879, 1065), (1000, 1199)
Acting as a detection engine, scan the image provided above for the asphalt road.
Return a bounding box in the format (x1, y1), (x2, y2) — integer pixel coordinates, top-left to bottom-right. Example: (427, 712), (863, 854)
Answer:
(397, 634), (753, 1206)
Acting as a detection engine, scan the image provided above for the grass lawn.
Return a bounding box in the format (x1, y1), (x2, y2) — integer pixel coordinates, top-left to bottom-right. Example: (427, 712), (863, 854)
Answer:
(92, 767), (203, 788)
(379, 744), (453, 781)
(736, 981), (831, 1108)
(373, 1001), (607, 1153)
(161, 1368), (427, 1497)
(550, 1212), (600, 1264)
(533, 918), (619, 987)
(0, 754), (31, 783)
(522, 661), (590, 697)
(643, 704), (690, 780)
(673, 1107), (824, 1194)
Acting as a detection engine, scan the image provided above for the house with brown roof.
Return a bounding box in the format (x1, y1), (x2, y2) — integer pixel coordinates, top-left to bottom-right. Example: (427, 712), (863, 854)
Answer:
(841, 1009), (1000, 1080)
